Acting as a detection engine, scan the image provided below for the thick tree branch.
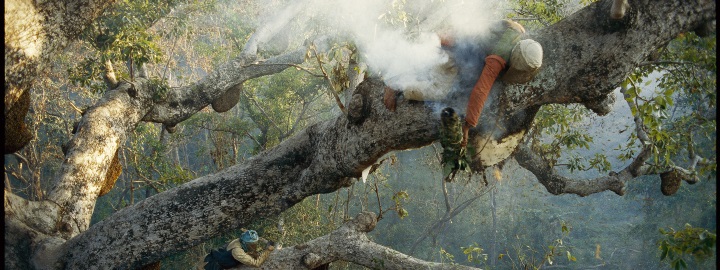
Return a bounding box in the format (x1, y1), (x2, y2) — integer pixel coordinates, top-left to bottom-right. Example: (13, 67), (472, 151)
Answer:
(37, 34), (328, 246)
(507, 0), (714, 196)
(514, 144), (628, 196)
(142, 46), (311, 126)
(55, 78), (438, 269)
(512, 82), (658, 196)
(5, 0), (116, 113)
(233, 212), (479, 270)
(5, 190), (60, 236)
(4, 0), (117, 154)
(500, 0), (716, 114)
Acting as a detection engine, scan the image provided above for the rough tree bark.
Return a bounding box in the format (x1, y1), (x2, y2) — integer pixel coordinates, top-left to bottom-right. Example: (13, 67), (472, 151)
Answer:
(232, 212), (478, 270)
(4, 0), (715, 269)
(4, 0), (116, 152)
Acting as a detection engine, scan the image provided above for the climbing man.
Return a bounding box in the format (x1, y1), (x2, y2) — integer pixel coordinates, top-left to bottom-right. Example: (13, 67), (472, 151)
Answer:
(383, 20), (542, 128)
(441, 20), (543, 147)
(383, 19), (542, 168)
(203, 229), (277, 269)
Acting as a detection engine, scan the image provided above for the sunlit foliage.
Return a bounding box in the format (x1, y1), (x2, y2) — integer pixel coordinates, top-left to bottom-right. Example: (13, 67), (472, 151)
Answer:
(658, 224), (716, 270)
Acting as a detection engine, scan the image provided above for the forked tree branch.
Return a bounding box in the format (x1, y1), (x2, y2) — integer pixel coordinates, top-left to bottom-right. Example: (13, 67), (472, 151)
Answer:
(233, 212), (480, 270)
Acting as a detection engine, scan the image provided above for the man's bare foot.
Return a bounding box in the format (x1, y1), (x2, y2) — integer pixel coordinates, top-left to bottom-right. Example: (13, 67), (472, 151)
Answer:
(384, 86), (397, 112)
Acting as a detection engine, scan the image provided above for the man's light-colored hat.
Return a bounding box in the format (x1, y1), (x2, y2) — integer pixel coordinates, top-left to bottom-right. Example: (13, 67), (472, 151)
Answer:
(511, 39), (543, 71)
(502, 39), (543, 84)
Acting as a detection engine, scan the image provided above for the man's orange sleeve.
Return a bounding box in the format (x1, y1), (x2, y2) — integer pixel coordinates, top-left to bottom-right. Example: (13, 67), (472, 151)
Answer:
(464, 55), (506, 127)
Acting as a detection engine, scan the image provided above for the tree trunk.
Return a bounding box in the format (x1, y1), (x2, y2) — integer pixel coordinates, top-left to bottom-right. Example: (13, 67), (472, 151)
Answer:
(4, 0), (715, 269)
(5, 0), (116, 149)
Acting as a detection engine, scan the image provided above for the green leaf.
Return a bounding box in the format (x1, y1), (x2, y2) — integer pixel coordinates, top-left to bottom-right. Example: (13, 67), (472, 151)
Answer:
(397, 208), (408, 219)
(679, 259), (687, 269)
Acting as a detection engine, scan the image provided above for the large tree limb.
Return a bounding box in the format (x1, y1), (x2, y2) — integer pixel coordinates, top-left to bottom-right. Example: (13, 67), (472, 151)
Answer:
(4, 0), (116, 151)
(4, 0), (118, 155)
(501, 0), (716, 114)
(514, 144), (629, 196)
(7, 36), (327, 270)
(461, 0), (714, 169)
(44, 38), (328, 240)
(512, 78), (713, 197)
(142, 45), (312, 126)
(56, 78), (438, 269)
(233, 212), (478, 270)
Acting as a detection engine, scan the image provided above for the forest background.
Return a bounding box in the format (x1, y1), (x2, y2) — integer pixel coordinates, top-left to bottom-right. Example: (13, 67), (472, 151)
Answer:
(4, 0), (716, 269)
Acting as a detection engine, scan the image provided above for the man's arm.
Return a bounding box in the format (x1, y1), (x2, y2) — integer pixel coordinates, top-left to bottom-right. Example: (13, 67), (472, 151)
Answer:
(231, 247), (273, 267)
(462, 21), (524, 146)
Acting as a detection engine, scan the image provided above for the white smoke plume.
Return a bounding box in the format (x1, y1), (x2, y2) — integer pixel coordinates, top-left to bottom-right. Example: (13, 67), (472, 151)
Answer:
(248, 0), (506, 97)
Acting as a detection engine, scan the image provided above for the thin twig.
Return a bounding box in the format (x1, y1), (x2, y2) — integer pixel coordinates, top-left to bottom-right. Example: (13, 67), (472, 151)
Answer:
(162, 33), (180, 82)
(374, 177), (383, 221)
(254, 63), (324, 77)
(638, 60), (697, 67)
(441, 177), (452, 213)
(241, 91), (286, 136)
(284, 99), (311, 139)
(310, 44), (347, 114)
(67, 101), (84, 115)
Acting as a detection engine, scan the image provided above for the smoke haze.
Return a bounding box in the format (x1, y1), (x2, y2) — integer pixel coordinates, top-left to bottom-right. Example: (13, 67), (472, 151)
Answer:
(248, 0), (506, 95)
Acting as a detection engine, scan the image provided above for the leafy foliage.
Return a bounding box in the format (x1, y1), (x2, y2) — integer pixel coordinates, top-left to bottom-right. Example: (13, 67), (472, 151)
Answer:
(499, 220), (577, 269)
(622, 32), (716, 175)
(529, 104), (600, 172)
(67, 57), (108, 93)
(391, 190), (410, 219)
(461, 243), (488, 265)
(69, 0), (217, 93)
(239, 68), (331, 152)
(378, 0), (413, 28)
(506, 0), (571, 28)
(658, 224), (716, 270)
(439, 247), (456, 264)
